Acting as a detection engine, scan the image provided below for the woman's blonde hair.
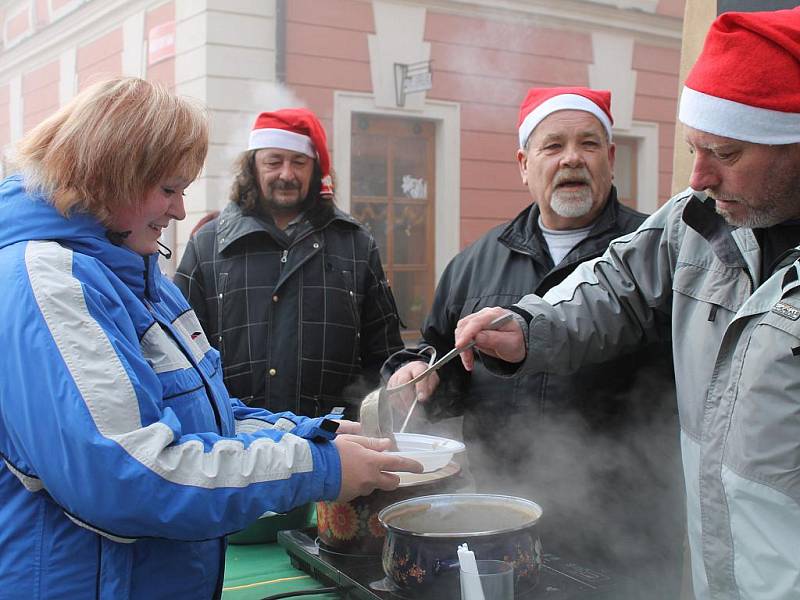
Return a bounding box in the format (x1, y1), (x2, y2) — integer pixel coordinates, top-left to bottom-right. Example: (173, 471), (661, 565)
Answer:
(14, 76), (208, 224)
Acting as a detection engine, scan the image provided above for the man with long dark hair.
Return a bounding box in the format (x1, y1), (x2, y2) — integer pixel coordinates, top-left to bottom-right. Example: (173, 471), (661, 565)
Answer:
(176, 108), (403, 419)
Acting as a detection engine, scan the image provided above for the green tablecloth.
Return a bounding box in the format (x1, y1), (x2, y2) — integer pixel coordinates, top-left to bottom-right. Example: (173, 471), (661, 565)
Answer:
(222, 542), (339, 600)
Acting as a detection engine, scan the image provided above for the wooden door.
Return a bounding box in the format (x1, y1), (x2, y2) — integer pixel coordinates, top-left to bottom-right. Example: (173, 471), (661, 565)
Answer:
(350, 114), (436, 341)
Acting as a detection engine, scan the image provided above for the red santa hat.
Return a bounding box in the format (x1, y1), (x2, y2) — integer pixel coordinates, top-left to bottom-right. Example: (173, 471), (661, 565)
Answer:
(248, 108), (333, 196)
(679, 8), (800, 144)
(517, 86), (613, 148)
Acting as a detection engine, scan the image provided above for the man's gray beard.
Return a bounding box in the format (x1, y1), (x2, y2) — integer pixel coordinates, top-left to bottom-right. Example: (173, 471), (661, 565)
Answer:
(713, 159), (800, 228)
(715, 200), (786, 228)
(550, 188), (594, 219)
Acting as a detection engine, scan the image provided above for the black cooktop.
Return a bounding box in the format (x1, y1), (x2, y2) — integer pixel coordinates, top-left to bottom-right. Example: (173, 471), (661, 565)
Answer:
(278, 528), (632, 600)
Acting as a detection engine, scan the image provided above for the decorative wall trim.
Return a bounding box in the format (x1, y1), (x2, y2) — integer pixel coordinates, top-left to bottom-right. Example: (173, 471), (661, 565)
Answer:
(48, 0), (86, 23)
(367, 1), (430, 110)
(589, 31), (636, 130)
(3, 1), (34, 49)
(9, 74), (22, 141)
(584, 0), (658, 13)
(418, 0), (681, 45)
(614, 120), (659, 215)
(334, 91), (461, 280)
(122, 11), (145, 77)
(58, 46), (76, 105)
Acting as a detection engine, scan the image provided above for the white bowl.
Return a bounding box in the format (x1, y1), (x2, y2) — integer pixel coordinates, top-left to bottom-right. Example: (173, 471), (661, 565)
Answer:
(387, 433), (466, 473)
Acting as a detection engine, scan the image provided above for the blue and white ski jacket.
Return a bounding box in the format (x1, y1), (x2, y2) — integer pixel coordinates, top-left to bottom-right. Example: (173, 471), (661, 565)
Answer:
(0, 174), (342, 599)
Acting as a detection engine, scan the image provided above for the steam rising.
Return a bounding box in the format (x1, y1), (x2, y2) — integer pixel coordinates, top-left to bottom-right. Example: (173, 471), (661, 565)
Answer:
(408, 353), (684, 600)
(214, 81), (305, 181)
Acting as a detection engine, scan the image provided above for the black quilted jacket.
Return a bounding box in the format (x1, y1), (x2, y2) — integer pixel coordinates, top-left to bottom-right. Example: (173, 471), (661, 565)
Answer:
(175, 200), (403, 419)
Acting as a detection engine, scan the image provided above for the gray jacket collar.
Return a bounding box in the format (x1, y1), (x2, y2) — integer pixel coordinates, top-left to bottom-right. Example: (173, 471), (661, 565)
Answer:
(681, 192), (743, 266)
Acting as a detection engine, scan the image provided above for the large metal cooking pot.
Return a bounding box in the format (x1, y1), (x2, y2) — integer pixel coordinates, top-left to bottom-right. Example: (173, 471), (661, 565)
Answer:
(378, 494), (543, 599)
(317, 462), (463, 555)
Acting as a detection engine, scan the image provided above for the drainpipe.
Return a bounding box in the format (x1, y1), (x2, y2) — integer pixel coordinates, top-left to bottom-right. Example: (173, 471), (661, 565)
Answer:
(276, 0), (286, 83)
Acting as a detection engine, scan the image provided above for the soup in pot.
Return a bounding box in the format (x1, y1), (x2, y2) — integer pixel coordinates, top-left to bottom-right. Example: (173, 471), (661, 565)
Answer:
(384, 500), (539, 534)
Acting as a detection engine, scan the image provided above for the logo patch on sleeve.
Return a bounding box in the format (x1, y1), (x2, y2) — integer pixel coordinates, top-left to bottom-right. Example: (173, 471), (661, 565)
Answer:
(772, 301), (800, 320)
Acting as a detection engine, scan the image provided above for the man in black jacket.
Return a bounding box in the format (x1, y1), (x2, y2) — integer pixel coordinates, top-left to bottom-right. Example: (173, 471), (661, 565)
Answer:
(176, 108), (403, 420)
(384, 87), (681, 593)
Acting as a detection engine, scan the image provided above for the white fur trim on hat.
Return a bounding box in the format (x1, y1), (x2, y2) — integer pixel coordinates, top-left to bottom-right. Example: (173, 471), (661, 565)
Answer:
(518, 93), (613, 148)
(679, 86), (800, 145)
(248, 128), (316, 156)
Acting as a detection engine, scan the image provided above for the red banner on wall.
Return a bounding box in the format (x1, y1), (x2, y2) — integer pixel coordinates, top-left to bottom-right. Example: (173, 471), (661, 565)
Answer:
(148, 21), (175, 66)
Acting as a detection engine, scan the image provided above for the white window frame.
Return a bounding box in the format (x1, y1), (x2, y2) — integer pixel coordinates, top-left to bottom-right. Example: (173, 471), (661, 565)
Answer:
(614, 120), (659, 215)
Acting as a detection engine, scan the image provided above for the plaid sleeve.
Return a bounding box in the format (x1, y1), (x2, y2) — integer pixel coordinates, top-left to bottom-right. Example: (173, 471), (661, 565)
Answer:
(359, 237), (404, 372)
(174, 235), (210, 335)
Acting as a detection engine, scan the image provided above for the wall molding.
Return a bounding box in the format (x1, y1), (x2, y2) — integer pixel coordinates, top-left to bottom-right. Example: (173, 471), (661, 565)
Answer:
(585, 0), (659, 13)
(122, 11), (145, 77)
(590, 31), (637, 130)
(614, 120), (659, 215)
(3, 0), (34, 49)
(9, 74), (22, 142)
(58, 46), (76, 105)
(418, 0), (681, 46)
(48, 0), (86, 23)
(368, 1), (430, 110)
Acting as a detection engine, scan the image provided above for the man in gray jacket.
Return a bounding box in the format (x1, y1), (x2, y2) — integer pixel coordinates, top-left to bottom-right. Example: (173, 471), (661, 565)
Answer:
(455, 8), (800, 599)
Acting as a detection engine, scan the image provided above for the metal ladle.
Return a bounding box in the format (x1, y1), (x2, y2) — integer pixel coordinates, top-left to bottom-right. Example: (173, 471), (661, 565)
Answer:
(390, 312), (515, 433)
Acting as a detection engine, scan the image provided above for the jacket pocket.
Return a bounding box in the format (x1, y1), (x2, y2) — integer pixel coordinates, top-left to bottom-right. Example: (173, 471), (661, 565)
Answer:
(672, 262), (748, 313)
(160, 369), (219, 433)
(726, 303), (800, 499)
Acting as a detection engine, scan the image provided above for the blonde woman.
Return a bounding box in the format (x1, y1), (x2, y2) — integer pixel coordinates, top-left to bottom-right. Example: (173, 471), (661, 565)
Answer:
(0, 77), (419, 599)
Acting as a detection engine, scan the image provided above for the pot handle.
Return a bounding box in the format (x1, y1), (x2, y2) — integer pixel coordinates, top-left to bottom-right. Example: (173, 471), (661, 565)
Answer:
(433, 558), (460, 576)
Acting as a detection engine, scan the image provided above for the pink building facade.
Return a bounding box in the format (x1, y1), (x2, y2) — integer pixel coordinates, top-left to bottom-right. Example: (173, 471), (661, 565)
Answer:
(0, 0), (684, 329)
